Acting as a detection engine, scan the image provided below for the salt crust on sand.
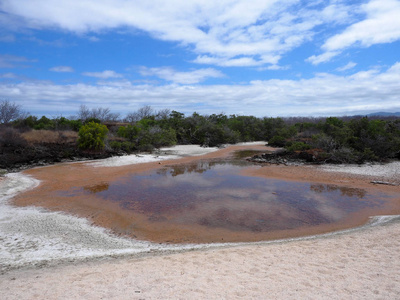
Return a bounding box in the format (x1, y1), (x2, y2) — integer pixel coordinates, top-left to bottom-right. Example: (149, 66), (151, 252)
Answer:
(88, 145), (220, 167)
(88, 142), (266, 167)
(1, 143), (400, 299)
(321, 161), (400, 182)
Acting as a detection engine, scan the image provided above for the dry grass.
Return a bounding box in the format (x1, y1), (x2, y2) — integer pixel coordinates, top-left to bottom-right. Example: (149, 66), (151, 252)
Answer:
(21, 130), (78, 144)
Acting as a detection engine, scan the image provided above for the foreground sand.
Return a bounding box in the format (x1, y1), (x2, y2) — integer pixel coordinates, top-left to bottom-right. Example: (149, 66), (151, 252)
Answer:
(1, 219), (400, 299)
(1, 144), (400, 299)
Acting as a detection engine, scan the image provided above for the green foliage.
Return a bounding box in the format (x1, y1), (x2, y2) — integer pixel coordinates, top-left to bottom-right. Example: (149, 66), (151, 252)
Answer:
(77, 121), (109, 151)
(55, 117), (82, 131)
(84, 117), (101, 124)
(34, 116), (54, 130)
(5, 103), (400, 163)
(14, 115), (83, 131)
(268, 135), (286, 147)
(138, 126), (177, 148)
(117, 125), (141, 142)
(286, 142), (311, 152)
(109, 140), (136, 152)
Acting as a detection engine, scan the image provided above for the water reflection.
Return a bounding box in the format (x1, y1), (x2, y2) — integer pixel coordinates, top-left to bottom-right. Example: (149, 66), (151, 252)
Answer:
(83, 182), (110, 194)
(310, 184), (366, 198)
(79, 160), (384, 233)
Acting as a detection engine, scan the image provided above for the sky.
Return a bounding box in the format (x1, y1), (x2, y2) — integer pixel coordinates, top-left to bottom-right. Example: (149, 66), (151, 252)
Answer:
(0, 0), (400, 118)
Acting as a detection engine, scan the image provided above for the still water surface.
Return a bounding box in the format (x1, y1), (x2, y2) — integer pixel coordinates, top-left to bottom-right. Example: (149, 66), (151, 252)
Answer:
(70, 159), (388, 242)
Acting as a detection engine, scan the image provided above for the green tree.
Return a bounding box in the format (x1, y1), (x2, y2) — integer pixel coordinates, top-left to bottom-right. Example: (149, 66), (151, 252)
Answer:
(77, 121), (109, 151)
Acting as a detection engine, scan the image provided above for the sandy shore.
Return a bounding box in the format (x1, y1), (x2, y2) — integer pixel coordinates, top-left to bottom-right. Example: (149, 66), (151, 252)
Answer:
(1, 143), (400, 299)
(1, 219), (400, 299)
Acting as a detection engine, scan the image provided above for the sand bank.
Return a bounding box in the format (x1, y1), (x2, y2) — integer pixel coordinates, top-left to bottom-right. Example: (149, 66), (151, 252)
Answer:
(1, 217), (400, 299)
(1, 143), (400, 299)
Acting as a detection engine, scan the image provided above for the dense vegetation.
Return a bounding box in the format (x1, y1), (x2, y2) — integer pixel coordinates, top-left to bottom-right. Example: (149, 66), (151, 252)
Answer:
(1, 100), (400, 169)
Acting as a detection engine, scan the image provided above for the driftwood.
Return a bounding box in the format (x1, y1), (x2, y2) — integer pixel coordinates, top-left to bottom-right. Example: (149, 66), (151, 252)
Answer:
(370, 180), (397, 186)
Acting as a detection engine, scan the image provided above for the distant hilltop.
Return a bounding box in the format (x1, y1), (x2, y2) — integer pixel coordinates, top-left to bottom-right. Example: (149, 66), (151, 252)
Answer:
(367, 112), (400, 117)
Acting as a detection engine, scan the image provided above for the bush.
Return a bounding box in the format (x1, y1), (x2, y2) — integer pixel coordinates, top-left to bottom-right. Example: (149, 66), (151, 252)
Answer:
(77, 122), (108, 151)
(0, 127), (27, 147)
(117, 125), (141, 142)
(109, 141), (122, 150)
(268, 135), (286, 147)
(286, 142), (311, 152)
(328, 147), (358, 163)
(84, 117), (101, 124)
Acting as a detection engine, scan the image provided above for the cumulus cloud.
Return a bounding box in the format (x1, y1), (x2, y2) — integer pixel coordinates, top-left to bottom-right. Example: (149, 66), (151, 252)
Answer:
(309, 0), (400, 64)
(82, 70), (123, 79)
(139, 67), (224, 84)
(0, 0), (361, 68)
(2, 62), (400, 117)
(50, 66), (74, 72)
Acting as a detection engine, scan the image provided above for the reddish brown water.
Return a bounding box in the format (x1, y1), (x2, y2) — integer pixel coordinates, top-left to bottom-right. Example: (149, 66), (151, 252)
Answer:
(60, 159), (390, 243)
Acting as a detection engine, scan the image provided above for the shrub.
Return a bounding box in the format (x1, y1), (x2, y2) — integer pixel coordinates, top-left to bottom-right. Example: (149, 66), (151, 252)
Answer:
(137, 143), (154, 152)
(110, 140), (136, 152)
(77, 121), (108, 151)
(328, 147), (358, 163)
(84, 117), (101, 124)
(109, 141), (122, 150)
(121, 141), (136, 152)
(117, 125), (141, 141)
(311, 133), (337, 152)
(0, 127), (27, 147)
(268, 135), (286, 147)
(33, 116), (54, 130)
(286, 142), (311, 152)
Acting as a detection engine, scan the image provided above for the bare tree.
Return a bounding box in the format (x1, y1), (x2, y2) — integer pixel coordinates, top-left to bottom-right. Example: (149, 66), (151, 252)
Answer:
(77, 104), (120, 122)
(155, 108), (171, 120)
(0, 100), (24, 124)
(137, 105), (154, 119)
(77, 104), (91, 121)
(124, 105), (155, 123)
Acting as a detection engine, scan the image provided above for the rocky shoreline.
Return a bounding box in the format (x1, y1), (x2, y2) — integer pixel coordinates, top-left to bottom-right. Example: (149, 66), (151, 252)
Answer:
(247, 148), (325, 166)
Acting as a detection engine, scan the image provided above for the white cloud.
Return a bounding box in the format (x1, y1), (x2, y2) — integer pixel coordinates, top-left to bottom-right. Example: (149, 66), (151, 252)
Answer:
(309, 0), (400, 64)
(0, 0), (361, 68)
(0, 72), (17, 78)
(50, 66), (74, 73)
(336, 62), (357, 72)
(0, 54), (34, 68)
(306, 51), (340, 65)
(139, 67), (224, 84)
(2, 62), (400, 117)
(82, 70), (123, 79)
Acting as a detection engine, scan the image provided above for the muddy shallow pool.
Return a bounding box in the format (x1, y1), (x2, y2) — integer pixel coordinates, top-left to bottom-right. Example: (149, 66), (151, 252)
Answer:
(58, 159), (392, 243)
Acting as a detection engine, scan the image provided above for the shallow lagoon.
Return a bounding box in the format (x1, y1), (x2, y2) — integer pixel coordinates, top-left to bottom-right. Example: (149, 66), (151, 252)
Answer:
(61, 158), (389, 243)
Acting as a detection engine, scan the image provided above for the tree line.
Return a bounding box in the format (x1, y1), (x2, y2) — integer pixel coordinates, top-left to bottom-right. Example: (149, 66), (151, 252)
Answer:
(1, 100), (400, 164)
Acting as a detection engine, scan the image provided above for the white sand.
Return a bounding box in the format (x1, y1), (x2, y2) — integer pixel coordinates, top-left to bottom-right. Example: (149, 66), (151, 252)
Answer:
(1, 218), (399, 299)
(1, 145), (400, 299)
(88, 145), (221, 167)
(321, 161), (400, 185)
(88, 143), (266, 167)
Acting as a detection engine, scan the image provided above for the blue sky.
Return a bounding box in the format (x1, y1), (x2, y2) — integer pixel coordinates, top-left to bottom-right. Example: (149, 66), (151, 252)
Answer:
(0, 0), (400, 118)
